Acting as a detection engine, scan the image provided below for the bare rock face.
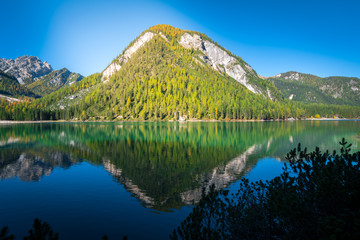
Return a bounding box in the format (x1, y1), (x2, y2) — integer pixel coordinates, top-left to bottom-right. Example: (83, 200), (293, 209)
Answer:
(0, 55), (53, 84)
(102, 62), (121, 82)
(179, 33), (260, 94)
(178, 33), (203, 49)
(283, 72), (302, 81)
(102, 32), (155, 82)
(122, 32), (154, 61)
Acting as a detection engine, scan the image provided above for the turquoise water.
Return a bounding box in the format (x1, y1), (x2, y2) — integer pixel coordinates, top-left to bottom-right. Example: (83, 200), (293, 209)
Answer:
(0, 121), (358, 239)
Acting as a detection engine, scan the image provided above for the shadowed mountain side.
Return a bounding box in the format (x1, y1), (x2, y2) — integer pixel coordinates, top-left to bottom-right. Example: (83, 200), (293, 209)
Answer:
(0, 70), (39, 98)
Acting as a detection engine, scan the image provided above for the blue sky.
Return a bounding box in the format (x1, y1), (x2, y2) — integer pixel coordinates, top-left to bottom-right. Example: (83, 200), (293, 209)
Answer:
(2, 0), (359, 77)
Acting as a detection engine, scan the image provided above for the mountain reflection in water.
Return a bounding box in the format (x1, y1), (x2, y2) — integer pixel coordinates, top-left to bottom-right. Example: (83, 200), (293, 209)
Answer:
(0, 121), (358, 211)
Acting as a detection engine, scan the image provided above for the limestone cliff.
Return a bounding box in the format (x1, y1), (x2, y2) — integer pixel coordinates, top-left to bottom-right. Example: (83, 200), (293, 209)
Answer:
(102, 32), (155, 82)
(0, 56), (53, 84)
(179, 33), (259, 94)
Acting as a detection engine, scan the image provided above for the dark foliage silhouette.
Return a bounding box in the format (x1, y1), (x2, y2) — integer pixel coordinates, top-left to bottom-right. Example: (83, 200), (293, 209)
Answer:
(23, 218), (59, 240)
(0, 227), (14, 240)
(171, 138), (360, 239)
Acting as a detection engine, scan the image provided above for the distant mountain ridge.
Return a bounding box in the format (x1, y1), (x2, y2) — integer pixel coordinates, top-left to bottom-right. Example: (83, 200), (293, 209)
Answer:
(0, 55), (53, 85)
(27, 68), (83, 96)
(268, 71), (360, 105)
(0, 56), (83, 98)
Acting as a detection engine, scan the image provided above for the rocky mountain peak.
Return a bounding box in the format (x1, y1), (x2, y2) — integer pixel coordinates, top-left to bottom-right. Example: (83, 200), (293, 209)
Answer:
(283, 71), (303, 81)
(274, 71), (321, 82)
(0, 55), (53, 84)
(100, 25), (280, 100)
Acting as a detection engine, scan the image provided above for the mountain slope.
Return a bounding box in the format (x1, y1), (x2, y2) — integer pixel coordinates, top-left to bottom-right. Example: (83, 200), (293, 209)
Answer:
(0, 70), (38, 98)
(27, 68), (83, 96)
(268, 71), (360, 105)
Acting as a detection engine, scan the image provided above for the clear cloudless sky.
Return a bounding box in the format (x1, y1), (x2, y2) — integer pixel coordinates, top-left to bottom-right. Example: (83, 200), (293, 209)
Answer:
(1, 0), (359, 77)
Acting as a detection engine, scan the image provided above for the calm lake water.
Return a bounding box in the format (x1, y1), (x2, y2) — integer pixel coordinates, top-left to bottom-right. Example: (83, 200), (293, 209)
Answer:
(0, 121), (359, 239)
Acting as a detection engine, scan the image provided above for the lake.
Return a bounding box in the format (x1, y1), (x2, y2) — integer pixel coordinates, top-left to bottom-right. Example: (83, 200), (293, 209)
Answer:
(0, 120), (359, 239)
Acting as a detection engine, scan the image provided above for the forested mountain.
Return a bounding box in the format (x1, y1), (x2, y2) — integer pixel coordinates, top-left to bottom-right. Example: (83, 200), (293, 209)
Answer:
(268, 71), (360, 105)
(27, 68), (83, 96)
(103, 25), (281, 100)
(0, 70), (38, 98)
(46, 24), (301, 121)
(0, 25), (359, 121)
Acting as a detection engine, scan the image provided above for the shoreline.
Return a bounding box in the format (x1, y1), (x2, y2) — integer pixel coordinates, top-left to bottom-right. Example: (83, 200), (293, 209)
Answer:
(304, 118), (359, 121)
(0, 118), (358, 124)
(0, 120), (70, 124)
